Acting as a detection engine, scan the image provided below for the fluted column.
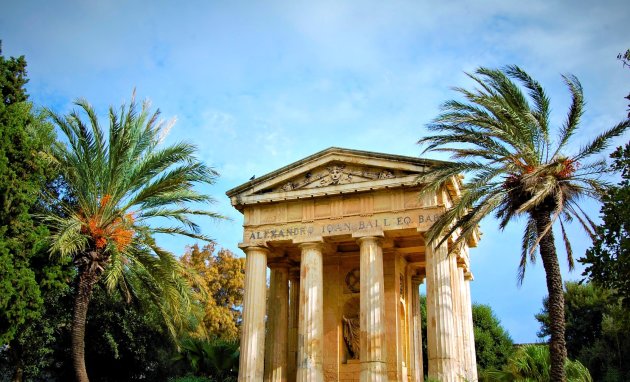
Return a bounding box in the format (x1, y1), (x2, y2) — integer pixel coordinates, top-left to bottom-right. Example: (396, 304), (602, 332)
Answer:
(411, 276), (425, 382)
(426, 239), (458, 382)
(463, 272), (478, 382)
(456, 266), (469, 380)
(238, 246), (269, 382)
(356, 236), (388, 382)
(288, 268), (300, 382)
(450, 257), (464, 377)
(296, 242), (324, 382)
(265, 261), (290, 382)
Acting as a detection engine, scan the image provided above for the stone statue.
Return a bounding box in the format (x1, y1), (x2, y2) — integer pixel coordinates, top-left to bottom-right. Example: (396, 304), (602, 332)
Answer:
(342, 315), (360, 360)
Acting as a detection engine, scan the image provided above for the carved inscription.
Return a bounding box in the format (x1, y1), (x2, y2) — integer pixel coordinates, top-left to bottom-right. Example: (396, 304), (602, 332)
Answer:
(245, 211), (442, 242)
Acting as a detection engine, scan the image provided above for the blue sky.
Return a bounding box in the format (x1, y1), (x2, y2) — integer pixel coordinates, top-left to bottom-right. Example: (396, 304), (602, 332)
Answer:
(2, 0), (628, 343)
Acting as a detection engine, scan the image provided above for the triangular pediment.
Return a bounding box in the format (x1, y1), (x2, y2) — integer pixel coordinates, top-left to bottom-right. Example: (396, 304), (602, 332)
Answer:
(227, 147), (446, 209)
(269, 161), (410, 192)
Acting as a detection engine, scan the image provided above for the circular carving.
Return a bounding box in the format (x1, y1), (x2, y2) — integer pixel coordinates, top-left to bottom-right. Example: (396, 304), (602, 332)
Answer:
(345, 268), (360, 293)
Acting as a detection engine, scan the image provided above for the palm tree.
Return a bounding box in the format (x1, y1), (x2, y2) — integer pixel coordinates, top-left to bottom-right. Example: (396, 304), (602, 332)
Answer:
(44, 94), (222, 382)
(480, 344), (592, 382)
(174, 337), (240, 381)
(417, 66), (629, 381)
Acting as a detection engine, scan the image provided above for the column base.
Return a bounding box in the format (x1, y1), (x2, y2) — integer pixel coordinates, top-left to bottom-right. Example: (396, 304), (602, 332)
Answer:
(360, 361), (388, 382)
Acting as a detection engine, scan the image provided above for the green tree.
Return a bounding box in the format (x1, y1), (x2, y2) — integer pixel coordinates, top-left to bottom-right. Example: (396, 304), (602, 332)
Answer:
(473, 304), (515, 373)
(0, 280), (74, 382)
(180, 244), (245, 340)
(580, 142), (630, 306)
(0, 42), (27, 105)
(418, 296), (514, 377)
(536, 282), (630, 381)
(417, 66), (630, 381)
(2, 272), (195, 382)
(0, 45), (74, 382)
(44, 95), (223, 382)
(481, 344), (592, 382)
(72, 283), (183, 381)
(616, 49), (629, 117)
(0, 45), (42, 346)
(173, 337), (239, 381)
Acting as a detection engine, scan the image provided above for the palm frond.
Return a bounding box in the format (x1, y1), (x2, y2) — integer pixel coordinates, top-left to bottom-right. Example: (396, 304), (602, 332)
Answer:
(552, 75), (583, 159)
(518, 217), (539, 285)
(559, 219), (574, 271)
(43, 214), (87, 258)
(426, 189), (504, 251)
(505, 65), (551, 147)
(151, 226), (213, 241)
(574, 119), (630, 160)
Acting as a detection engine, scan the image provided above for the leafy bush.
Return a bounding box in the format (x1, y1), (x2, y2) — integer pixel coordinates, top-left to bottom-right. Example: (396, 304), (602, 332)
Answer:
(169, 376), (213, 382)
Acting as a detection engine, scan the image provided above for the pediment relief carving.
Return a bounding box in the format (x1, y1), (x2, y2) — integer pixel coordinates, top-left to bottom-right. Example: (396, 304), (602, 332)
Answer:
(274, 163), (410, 193)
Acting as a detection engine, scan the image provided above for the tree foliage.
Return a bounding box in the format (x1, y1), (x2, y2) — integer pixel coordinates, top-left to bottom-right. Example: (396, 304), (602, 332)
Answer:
(536, 282), (630, 382)
(0, 45), (75, 382)
(172, 337), (239, 381)
(181, 244), (245, 341)
(473, 304), (515, 373)
(617, 49), (630, 117)
(1, 279), (191, 382)
(580, 142), (630, 306)
(417, 65), (630, 381)
(0, 45), (45, 345)
(419, 296), (514, 376)
(44, 95), (222, 381)
(0, 42), (27, 105)
(72, 284), (182, 382)
(480, 344), (592, 382)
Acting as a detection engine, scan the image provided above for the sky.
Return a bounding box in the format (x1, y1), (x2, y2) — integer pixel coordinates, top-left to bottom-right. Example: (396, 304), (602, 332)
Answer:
(1, 0), (629, 344)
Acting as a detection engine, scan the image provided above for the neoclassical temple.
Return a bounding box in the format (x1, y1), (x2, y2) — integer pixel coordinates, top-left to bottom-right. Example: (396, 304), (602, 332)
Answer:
(227, 148), (478, 382)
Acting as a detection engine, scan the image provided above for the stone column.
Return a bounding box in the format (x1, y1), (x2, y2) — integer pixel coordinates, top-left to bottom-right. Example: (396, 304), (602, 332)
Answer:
(463, 271), (478, 382)
(296, 242), (325, 382)
(425, 239), (458, 382)
(265, 261), (290, 382)
(455, 266), (469, 380)
(410, 276), (425, 382)
(238, 246), (269, 382)
(287, 268), (300, 382)
(356, 235), (388, 382)
(450, 257), (464, 377)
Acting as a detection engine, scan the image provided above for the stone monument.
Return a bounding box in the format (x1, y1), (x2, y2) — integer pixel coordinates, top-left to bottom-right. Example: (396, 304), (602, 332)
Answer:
(227, 147), (478, 382)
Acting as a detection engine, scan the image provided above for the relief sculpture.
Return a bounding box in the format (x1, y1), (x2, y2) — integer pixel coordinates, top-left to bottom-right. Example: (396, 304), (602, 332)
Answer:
(342, 294), (360, 360)
(342, 315), (360, 360)
(276, 164), (402, 192)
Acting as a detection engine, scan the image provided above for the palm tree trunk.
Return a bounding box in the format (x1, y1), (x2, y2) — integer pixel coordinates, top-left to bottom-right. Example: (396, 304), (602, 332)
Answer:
(533, 209), (567, 382)
(11, 364), (23, 382)
(72, 267), (99, 382)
